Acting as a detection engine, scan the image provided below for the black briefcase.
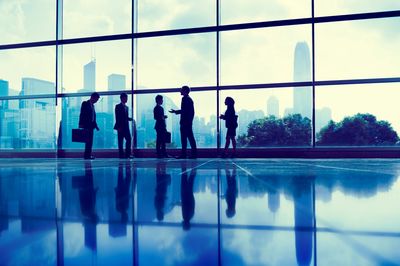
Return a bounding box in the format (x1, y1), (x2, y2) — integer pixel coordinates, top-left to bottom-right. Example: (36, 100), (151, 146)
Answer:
(164, 131), (171, 143)
(72, 128), (89, 143)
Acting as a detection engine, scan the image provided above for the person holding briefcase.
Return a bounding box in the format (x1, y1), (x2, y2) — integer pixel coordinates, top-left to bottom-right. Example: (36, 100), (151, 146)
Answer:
(154, 95), (169, 158)
(79, 92), (100, 160)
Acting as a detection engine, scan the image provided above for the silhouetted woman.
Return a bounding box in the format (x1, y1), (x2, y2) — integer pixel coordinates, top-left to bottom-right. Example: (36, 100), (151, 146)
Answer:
(219, 97), (238, 158)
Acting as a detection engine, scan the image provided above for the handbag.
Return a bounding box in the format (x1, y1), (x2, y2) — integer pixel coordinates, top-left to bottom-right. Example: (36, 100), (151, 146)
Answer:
(164, 131), (171, 143)
(72, 128), (89, 143)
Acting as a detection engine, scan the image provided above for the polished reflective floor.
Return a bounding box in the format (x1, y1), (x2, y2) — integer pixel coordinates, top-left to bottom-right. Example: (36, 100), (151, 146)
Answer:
(0, 158), (400, 266)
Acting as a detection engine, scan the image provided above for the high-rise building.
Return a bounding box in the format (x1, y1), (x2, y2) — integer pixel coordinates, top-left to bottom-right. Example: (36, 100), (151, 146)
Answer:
(293, 42), (312, 120)
(83, 60), (96, 92)
(0, 79), (9, 97)
(108, 74), (126, 114)
(19, 78), (56, 148)
(316, 107), (332, 133)
(0, 79), (9, 110)
(267, 95), (279, 117)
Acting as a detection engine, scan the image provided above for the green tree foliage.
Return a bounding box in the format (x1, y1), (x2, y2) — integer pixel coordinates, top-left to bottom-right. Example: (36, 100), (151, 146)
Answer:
(317, 113), (399, 146)
(238, 114), (311, 147)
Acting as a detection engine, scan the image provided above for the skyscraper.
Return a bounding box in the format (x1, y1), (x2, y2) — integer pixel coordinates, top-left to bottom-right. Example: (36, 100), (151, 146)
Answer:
(83, 60), (96, 91)
(0, 79), (9, 110)
(293, 42), (312, 119)
(107, 74), (126, 114)
(19, 78), (56, 148)
(267, 95), (279, 117)
(0, 79), (9, 97)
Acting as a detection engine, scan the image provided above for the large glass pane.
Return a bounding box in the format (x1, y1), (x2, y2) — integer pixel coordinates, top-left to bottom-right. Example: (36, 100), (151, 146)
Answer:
(62, 40), (131, 93)
(61, 95), (132, 149)
(315, 83), (400, 146)
(0, 98), (56, 149)
(136, 91), (217, 148)
(221, 26), (312, 85)
(0, 47), (55, 96)
(221, 0), (310, 25)
(316, 0), (400, 16)
(136, 33), (216, 89)
(136, 0), (215, 32)
(220, 88), (312, 147)
(62, 0), (131, 39)
(0, 0), (55, 44)
(315, 17), (400, 81)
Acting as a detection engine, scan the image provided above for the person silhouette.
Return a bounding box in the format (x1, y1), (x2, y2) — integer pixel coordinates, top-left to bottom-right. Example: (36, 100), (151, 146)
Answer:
(169, 86), (197, 159)
(79, 92), (100, 160)
(115, 162), (132, 223)
(114, 93), (134, 159)
(219, 97), (238, 158)
(225, 164), (237, 218)
(180, 162), (196, 230)
(154, 161), (171, 221)
(154, 95), (169, 158)
(73, 161), (98, 250)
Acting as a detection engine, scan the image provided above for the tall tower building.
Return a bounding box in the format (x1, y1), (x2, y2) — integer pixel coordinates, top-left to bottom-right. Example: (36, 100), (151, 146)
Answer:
(108, 74), (126, 114)
(19, 78), (56, 148)
(83, 60), (96, 91)
(0, 80), (9, 109)
(293, 42), (312, 119)
(267, 95), (279, 117)
(0, 79), (9, 97)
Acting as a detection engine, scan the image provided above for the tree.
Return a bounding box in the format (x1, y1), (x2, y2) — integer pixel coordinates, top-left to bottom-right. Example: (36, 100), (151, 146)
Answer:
(238, 114), (311, 147)
(316, 113), (399, 146)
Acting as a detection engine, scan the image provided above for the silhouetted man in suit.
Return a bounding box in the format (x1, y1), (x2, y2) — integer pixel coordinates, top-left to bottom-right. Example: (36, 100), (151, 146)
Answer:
(169, 86), (197, 159)
(114, 93), (134, 159)
(79, 92), (100, 160)
(154, 95), (168, 158)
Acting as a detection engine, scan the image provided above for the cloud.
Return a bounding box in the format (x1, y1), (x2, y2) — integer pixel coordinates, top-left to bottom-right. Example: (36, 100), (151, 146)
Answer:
(0, 0), (26, 44)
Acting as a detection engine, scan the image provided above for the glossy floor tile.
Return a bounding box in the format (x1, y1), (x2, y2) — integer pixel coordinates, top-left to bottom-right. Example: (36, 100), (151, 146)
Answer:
(0, 158), (399, 265)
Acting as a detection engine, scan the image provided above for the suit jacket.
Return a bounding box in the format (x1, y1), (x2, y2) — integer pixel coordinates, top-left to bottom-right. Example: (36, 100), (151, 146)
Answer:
(114, 103), (132, 131)
(175, 96), (194, 126)
(153, 105), (166, 131)
(79, 100), (97, 130)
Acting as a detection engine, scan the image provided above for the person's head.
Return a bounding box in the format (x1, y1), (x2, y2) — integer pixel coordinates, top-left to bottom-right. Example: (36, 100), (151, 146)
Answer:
(90, 92), (100, 104)
(120, 92), (128, 104)
(180, 85), (190, 96)
(155, 94), (163, 105)
(225, 97), (235, 107)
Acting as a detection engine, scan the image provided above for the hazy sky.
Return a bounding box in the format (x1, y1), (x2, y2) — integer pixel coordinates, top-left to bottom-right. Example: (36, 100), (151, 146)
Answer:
(1, 1), (400, 131)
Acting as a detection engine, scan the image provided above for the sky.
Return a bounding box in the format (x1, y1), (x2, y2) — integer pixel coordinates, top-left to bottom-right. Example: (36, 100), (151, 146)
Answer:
(1, 0), (400, 131)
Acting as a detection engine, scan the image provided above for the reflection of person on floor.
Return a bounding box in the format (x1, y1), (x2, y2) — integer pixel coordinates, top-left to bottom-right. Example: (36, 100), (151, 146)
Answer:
(181, 163), (196, 230)
(115, 162), (132, 223)
(293, 175), (314, 266)
(76, 161), (98, 250)
(154, 161), (171, 221)
(225, 164), (237, 218)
